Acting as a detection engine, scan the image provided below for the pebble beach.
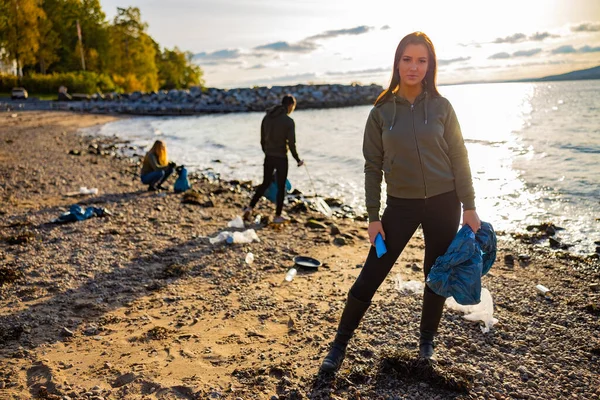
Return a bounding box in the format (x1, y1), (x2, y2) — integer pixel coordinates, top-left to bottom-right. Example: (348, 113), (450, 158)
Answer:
(0, 111), (599, 399)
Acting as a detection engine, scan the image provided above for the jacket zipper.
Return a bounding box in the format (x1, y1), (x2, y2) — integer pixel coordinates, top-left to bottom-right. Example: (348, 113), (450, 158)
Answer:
(411, 103), (428, 198)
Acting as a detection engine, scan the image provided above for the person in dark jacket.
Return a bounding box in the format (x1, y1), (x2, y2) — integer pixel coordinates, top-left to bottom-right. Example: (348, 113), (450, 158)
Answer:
(243, 95), (304, 223)
(140, 140), (175, 191)
(320, 32), (482, 372)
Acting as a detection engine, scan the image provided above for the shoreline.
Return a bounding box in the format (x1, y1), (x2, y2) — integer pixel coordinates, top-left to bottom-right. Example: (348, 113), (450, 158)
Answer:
(0, 111), (599, 399)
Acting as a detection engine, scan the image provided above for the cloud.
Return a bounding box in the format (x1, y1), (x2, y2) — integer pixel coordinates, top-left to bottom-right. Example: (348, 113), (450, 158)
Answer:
(193, 49), (241, 61)
(529, 32), (557, 41)
(455, 65), (500, 71)
(381, 25), (391, 30)
(465, 31), (557, 47)
(325, 67), (389, 77)
(579, 45), (600, 53)
(246, 64), (266, 70)
(493, 33), (526, 44)
(513, 48), (542, 57)
(551, 45), (577, 54)
(458, 41), (481, 48)
(250, 25), (376, 56)
(489, 52), (511, 59)
(571, 22), (600, 32)
(438, 57), (471, 66)
(253, 72), (320, 85)
(198, 60), (244, 66)
(307, 25), (373, 40)
(254, 41), (318, 53)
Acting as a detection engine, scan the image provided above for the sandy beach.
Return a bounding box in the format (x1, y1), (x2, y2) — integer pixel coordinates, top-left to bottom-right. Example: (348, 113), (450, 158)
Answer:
(0, 111), (599, 400)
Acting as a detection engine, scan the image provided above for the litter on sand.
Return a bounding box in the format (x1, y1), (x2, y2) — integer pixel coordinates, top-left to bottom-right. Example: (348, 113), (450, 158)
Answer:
(52, 204), (110, 223)
(209, 229), (260, 245)
(79, 186), (99, 195)
(227, 216), (245, 229)
(394, 274), (423, 295)
(445, 288), (498, 333)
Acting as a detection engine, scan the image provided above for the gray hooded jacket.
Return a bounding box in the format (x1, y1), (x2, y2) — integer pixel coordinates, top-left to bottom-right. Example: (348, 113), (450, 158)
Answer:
(363, 92), (475, 222)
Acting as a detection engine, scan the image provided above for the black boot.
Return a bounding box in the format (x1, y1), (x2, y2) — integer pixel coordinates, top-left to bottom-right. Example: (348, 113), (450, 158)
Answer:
(419, 287), (446, 359)
(320, 291), (370, 372)
(419, 338), (435, 359)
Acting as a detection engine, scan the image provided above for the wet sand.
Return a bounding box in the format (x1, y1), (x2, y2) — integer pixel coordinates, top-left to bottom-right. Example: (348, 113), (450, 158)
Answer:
(0, 111), (599, 400)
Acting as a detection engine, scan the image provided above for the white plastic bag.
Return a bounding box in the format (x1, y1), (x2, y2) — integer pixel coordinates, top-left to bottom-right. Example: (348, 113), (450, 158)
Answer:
(209, 231), (233, 245)
(394, 274), (424, 295)
(209, 229), (260, 245)
(227, 216), (245, 229)
(446, 288), (498, 333)
(228, 229), (260, 244)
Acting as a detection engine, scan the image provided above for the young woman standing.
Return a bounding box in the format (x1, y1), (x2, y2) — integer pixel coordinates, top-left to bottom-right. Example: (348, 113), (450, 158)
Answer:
(321, 32), (481, 372)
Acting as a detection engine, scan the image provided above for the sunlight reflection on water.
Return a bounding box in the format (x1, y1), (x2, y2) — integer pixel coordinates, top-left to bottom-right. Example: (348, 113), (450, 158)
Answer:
(90, 81), (600, 254)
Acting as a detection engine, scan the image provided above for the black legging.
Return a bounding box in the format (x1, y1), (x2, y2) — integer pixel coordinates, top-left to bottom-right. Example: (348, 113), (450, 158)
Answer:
(350, 190), (461, 340)
(250, 155), (289, 216)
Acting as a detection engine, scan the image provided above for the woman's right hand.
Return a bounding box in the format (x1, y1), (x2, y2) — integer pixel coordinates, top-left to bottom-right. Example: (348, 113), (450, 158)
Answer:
(368, 221), (385, 246)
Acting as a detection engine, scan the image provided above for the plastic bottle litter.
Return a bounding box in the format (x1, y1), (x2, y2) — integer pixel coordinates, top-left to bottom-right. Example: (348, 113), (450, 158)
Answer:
(285, 268), (297, 282)
(227, 216), (245, 229)
(245, 252), (254, 265)
(536, 284), (551, 296)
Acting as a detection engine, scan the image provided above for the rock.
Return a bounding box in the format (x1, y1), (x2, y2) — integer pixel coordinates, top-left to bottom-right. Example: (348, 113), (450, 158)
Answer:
(61, 327), (74, 337)
(112, 372), (137, 388)
(590, 283), (600, 292)
(504, 254), (515, 266)
(411, 263), (422, 272)
(330, 224), (341, 235)
(333, 237), (347, 246)
(306, 220), (327, 230)
(549, 237), (561, 249)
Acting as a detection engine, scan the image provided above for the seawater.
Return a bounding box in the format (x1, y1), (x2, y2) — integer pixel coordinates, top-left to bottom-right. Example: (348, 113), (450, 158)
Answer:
(86, 80), (600, 254)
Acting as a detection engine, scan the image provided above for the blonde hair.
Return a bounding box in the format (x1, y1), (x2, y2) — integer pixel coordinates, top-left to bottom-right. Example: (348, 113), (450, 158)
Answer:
(150, 140), (168, 166)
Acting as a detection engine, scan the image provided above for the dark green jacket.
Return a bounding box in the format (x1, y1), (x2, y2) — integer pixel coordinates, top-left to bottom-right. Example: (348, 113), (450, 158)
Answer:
(363, 92), (475, 222)
(261, 105), (301, 162)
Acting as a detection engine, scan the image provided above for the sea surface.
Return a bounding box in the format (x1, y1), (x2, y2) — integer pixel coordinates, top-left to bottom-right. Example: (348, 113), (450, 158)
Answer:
(87, 80), (600, 254)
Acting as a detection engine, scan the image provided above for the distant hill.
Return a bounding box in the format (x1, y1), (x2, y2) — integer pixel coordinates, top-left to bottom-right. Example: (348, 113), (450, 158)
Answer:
(444, 65), (600, 87)
(531, 65), (600, 82)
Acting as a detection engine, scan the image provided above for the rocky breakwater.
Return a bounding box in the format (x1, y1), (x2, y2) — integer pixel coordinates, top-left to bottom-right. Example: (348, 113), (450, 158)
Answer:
(60, 83), (384, 115)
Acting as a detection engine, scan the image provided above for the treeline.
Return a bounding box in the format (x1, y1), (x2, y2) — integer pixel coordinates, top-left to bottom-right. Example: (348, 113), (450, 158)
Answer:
(0, 0), (203, 93)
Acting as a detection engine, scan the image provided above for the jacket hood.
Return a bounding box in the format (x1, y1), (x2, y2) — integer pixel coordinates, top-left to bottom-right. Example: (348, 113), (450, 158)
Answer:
(266, 105), (288, 118)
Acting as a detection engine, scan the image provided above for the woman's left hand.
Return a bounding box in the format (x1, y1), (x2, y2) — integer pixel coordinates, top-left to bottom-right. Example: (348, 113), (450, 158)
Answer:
(462, 209), (481, 232)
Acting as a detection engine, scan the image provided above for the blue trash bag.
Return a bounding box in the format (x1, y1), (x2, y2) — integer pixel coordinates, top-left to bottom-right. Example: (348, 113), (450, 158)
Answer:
(426, 221), (497, 305)
(54, 204), (108, 223)
(263, 172), (292, 203)
(174, 165), (191, 193)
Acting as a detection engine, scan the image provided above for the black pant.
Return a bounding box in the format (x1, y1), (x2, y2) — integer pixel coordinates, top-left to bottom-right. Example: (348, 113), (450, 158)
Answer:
(350, 190), (461, 340)
(250, 155), (289, 216)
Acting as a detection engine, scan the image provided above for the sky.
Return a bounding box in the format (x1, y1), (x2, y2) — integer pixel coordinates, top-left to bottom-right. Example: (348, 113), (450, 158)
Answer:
(99, 0), (600, 88)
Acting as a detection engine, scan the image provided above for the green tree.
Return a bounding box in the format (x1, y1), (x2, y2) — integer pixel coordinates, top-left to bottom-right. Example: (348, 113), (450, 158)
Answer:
(157, 46), (204, 90)
(106, 7), (158, 91)
(0, 0), (44, 75)
(41, 0), (109, 73)
(36, 14), (60, 73)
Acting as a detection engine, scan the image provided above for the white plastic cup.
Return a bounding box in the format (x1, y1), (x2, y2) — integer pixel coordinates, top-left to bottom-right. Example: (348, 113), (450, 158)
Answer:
(285, 268), (297, 282)
(245, 252), (254, 265)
